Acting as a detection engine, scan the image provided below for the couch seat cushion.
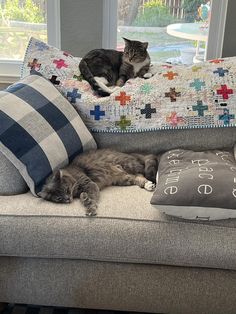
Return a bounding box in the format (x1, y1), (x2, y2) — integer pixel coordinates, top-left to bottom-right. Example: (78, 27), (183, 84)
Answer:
(0, 187), (235, 271)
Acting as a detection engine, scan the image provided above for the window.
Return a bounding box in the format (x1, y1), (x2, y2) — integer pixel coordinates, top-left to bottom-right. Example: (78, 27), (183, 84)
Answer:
(117, 0), (211, 64)
(0, 0), (60, 81)
(115, 0), (228, 64)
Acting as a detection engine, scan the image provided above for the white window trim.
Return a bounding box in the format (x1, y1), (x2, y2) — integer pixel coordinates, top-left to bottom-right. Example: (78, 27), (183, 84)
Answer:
(0, 0), (61, 83)
(102, 0), (117, 49)
(47, 0), (61, 49)
(0, 61), (22, 83)
(206, 0), (228, 60)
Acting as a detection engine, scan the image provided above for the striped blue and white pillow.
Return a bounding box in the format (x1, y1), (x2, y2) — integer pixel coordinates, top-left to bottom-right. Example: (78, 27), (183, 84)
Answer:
(0, 75), (97, 196)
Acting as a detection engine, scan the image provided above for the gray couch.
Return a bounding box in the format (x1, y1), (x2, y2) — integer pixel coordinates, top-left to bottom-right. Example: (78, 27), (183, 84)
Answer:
(0, 129), (236, 314)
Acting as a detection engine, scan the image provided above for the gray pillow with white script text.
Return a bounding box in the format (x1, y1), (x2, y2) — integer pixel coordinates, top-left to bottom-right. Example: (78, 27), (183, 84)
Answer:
(151, 149), (236, 210)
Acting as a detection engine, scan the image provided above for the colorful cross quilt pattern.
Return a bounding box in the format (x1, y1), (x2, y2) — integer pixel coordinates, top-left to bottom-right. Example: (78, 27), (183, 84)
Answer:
(70, 58), (236, 133)
(22, 38), (236, 133)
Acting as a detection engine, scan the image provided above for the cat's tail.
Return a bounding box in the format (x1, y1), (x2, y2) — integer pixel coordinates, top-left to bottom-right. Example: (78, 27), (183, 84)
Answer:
(79, 59), (111, 97)
(131, 153), (159, 183)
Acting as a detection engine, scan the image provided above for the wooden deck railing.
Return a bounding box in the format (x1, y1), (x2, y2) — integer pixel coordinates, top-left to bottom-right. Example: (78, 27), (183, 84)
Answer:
(142, 0), (185, 19)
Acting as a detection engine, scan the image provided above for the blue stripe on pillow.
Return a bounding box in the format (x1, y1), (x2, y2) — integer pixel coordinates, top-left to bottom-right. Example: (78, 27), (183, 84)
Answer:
(0, 110), (16, 134)
(57, 124), (83, 162)
(7, 83), (83, 157)
(0, 111), (52, 188)
(20, 146), (53, 193)
(6, 82), (25, 94)
(7, 83), (47, 110)
(0, 111), (38, 158)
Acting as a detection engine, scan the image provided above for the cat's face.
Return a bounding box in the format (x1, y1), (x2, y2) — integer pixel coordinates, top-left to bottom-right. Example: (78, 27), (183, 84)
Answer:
(123, 37), (148, 63)
(38, 170), (75, 204)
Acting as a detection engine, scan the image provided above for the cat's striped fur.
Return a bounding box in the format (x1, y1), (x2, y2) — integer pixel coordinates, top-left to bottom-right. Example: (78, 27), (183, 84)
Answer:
(79, 37), (151, 97)
(39, 149), (158, 216)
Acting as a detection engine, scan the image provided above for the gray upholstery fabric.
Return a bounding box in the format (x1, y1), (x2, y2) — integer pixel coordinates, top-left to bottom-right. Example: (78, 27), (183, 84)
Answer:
(93, 127), (236, 153)
(0, 257), (236, 314)
(0, 151), (28, 195)
(0, 187), (235, 270)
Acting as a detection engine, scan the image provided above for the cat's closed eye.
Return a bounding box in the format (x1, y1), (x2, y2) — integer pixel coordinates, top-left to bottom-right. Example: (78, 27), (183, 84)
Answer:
(56, 196), (63, 202)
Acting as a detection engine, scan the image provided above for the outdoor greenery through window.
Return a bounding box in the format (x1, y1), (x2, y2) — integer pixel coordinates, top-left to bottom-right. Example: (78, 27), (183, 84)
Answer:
(0, 0), (47, 61)
(117, 0), (210, 64)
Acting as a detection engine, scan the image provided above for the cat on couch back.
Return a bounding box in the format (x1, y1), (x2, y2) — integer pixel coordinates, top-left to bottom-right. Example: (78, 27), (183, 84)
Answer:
(79, 37), (151, 97)
(39, 149), (158, 216)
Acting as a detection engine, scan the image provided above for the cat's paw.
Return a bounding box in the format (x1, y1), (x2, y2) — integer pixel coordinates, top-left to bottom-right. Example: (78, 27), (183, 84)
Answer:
(85, 203), (97, 217)
(80, 192), (98, 217)
(144, 180), (156, 191)
(86, 207), (97, 217)
(143, 72), (153, 79)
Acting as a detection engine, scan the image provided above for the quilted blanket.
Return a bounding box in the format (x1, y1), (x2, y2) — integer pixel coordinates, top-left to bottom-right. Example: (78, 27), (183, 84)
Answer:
(21, 38), (236, 134)
(62, 58), (236, 133)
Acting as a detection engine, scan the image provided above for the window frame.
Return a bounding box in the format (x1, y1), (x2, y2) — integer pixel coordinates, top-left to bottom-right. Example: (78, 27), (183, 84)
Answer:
(102, 0), (117, 49)
(206, 0), (228, 60)
(0, 0), (61, 83)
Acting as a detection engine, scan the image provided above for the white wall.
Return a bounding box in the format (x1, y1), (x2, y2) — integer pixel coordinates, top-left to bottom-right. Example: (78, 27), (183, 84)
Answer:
(60, 0), (104, 57)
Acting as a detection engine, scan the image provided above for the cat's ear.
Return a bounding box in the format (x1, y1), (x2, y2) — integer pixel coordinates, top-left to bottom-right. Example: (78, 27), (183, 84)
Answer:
(53, 170), (63, 181)
(123, 37), (131, 46)
(142, 42), (148, 50)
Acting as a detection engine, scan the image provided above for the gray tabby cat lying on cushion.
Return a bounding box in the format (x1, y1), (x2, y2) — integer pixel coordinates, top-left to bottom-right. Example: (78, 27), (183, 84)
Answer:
(79, 37), (151, 97)
(39, 149), (158, 216)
